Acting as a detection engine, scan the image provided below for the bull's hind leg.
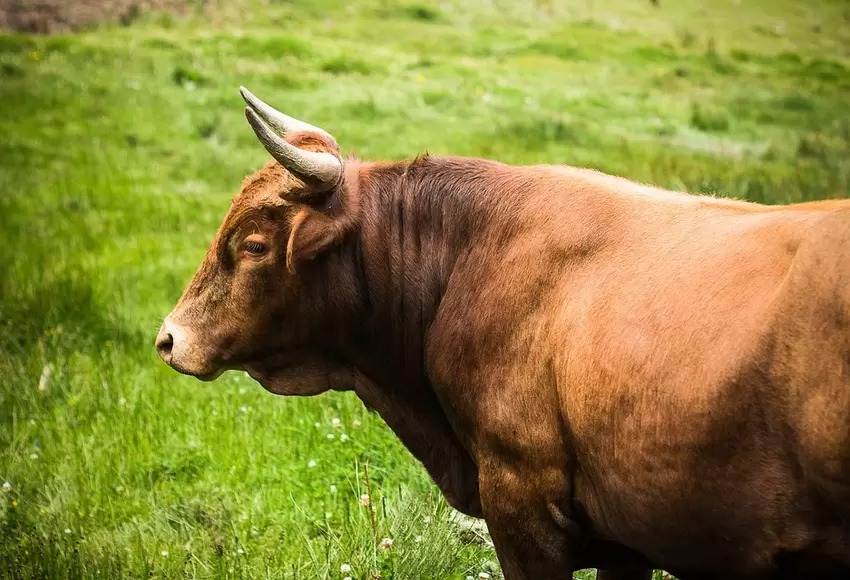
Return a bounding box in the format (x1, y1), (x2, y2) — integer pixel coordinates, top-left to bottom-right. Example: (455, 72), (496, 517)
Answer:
(596, 568), (654, 580)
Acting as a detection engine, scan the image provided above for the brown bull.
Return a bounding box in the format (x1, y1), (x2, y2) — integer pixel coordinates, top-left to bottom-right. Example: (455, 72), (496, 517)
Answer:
(156, 87), (850, 579)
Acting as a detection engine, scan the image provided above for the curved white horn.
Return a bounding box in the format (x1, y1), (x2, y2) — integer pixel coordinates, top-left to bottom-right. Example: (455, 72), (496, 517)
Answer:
(239, 86), (338, 148)
(244, 107), (342, 188)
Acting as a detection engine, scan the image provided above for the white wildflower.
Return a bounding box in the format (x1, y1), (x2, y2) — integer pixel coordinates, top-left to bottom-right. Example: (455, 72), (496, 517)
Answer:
(479, 573), (490, 580)
(38, 364), (52, 393)
(379, 537), (393, 550)
(607, 18), (624, 31)
(340, 433), (349, 442)
(352, 419), (361, 428)
(64, 528), (72, 535)
(161, 550), (169, 557)
(240, 405), (248, 414)
(308, 460), (317, 468)
(330, 485), (337, 494)
(237, 547), (244, 555)
(30, 453), (38, 460)
(314, 422), (321, 428)
(340, 563), (352, 574)
(359, 493), (370, 507)
(326, 433), (335, 440)
(331, 417), (341, 429)
(2, 481), (10, 492)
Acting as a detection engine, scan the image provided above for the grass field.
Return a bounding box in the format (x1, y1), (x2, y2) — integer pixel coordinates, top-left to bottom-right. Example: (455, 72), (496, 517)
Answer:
(1, 0), (848, 577)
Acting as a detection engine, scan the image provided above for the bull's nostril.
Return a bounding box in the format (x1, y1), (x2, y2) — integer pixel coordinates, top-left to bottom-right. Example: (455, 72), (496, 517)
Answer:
(156, 332), (174, 360)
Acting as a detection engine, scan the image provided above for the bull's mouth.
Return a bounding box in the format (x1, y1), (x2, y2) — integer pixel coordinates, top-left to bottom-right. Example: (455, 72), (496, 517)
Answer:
(167, 349), (283, 384)
(166, 359), (227, 382)
(176, 366), (225, 382)
(196, 368), (225, 382)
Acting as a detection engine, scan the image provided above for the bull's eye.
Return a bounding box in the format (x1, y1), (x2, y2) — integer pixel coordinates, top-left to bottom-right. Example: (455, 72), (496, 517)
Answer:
(244, 240), (267, 256)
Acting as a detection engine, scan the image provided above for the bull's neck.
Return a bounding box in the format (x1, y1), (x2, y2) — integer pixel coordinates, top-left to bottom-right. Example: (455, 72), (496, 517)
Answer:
(342, 156), (499, 389)
(323, 157), (491, 515)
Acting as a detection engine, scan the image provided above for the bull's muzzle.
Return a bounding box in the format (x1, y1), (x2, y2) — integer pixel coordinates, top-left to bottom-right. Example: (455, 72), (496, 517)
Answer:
(155, 318), (223, 381)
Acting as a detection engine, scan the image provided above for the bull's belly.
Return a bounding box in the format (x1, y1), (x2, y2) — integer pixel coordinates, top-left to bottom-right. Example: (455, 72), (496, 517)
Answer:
(575, 466), (781, 574)
(573, 449), (850, 577)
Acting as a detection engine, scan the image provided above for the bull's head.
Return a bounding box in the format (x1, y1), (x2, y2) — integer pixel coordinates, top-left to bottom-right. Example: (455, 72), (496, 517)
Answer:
(155, 88), (358, 394)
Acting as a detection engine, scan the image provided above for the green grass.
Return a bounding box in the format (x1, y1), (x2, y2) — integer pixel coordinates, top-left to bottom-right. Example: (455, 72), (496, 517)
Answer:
(0, 0), (848, 577)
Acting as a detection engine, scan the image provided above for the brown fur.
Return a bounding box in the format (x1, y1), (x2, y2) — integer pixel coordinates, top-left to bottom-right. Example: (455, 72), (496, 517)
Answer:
(159, 132), (850, 579)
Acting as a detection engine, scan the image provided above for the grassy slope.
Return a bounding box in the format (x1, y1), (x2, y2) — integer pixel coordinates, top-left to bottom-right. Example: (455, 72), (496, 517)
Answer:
(0, 0), (848, 578)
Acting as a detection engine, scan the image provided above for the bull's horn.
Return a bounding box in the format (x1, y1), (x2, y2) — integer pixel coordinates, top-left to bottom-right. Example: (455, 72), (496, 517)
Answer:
(240, 87), (342, 188)
(240, 87), (338, 146)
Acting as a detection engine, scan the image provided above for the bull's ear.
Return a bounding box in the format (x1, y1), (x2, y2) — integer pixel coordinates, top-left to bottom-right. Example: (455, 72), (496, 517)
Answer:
(285, 207), (349, 273)
(284, 161), (360, 274)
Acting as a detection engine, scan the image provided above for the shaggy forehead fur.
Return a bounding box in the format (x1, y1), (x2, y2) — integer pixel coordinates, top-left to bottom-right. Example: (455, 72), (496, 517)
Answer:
(214, 161), (296, 243)
(233, 160), (292, 210)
